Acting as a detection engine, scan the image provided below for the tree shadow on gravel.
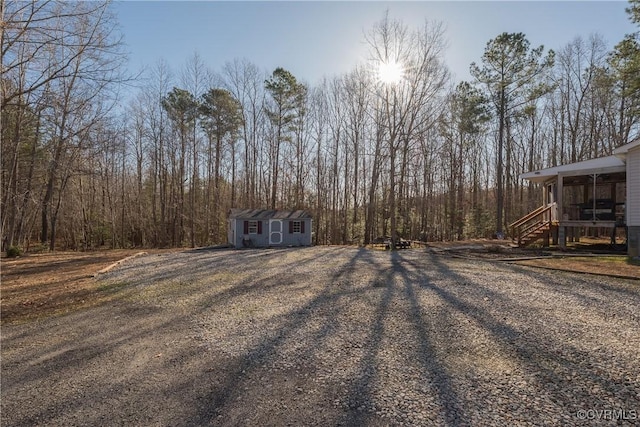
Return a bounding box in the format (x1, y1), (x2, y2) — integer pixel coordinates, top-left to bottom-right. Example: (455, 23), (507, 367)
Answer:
(3, 248), (367, 426)
(391, 252), (470, 426)
(1, 303), (202, 426)
(175, 247), (388, 426)
(336, 251), (396, 426)
(503, 261), (640, 310)
(409, 253), (638, 422)
(6, 248), (636, 426)
(193, 247), (343, 309)
(105, 247), (338, 307)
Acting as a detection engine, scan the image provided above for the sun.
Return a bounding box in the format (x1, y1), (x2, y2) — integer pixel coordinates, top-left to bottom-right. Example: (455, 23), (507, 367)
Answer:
(377, 60), (404, 84)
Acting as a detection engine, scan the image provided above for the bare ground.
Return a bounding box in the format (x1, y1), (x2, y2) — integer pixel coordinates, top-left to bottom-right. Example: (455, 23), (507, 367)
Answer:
(0, 249), (180, 324)
(1, 246), (639, 426)
(515, 256), (640, 279)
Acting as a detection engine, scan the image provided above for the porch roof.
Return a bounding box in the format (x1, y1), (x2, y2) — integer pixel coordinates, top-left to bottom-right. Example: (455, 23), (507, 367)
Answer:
(520, 155), (626, 184)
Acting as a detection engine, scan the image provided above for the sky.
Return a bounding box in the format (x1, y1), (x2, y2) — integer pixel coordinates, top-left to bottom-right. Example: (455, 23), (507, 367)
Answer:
(114, 1), (638, 86)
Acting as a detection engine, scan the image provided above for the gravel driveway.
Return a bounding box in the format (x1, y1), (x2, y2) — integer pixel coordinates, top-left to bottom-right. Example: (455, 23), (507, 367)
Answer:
(2, 247), (639, 426)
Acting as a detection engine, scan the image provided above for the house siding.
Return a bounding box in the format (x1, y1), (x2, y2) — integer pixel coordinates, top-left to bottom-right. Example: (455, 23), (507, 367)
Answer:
(627, 146), (640, 257)
(627, 146), (640, 227)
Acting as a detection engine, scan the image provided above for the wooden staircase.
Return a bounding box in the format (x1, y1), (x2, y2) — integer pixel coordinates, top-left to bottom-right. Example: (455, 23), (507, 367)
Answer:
(510, 204), (556, 247)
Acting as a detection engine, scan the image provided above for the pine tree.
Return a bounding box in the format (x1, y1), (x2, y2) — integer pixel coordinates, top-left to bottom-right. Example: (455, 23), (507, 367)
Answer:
(470, 33), (554, 235)
(264, 68), (306, 209)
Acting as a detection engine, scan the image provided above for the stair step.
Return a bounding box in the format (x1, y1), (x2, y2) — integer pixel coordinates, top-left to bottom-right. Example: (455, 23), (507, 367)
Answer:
(520, 225), (551, 247)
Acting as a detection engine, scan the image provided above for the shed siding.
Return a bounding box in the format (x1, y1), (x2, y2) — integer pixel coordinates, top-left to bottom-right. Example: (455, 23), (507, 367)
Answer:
(628, 146), (640, 227)
(236, 219), (270, 248)
(281, 219), (312, 246)
(229, 217), (312, 248)
(228, 219), (235, 246)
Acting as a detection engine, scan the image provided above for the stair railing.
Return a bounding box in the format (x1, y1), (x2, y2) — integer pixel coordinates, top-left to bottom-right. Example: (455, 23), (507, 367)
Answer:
(509, 203), (556, 246)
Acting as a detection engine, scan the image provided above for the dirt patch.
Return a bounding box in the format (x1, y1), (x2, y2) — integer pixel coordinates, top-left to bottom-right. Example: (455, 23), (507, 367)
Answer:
(0, 249), (181, 324)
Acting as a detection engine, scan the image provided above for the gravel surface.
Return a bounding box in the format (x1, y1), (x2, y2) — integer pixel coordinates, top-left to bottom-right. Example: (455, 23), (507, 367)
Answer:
(2, 246), (639, 426)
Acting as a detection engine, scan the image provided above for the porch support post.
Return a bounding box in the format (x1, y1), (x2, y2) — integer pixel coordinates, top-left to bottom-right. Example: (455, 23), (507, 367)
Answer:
(557, 174), (564, 221)
(584, 183), (590, 209)
(592, 173), (597, 221)
(611, 183), (617, 205)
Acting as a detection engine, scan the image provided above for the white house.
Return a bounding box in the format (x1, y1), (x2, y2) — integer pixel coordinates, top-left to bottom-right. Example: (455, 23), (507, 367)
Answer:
(614, 139), (640, 257)
(516, 138), (639, 256)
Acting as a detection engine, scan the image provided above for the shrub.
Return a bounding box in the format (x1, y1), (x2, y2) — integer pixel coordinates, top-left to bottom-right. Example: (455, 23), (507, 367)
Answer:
(486, 244), (504, 254)
(29, 243), (49, 254)
(6, 246), (22, 258)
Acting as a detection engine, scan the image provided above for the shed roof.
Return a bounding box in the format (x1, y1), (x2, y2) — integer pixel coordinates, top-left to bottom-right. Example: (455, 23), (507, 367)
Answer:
(228, 209), (312, 220)
(520, 155), (626, 184)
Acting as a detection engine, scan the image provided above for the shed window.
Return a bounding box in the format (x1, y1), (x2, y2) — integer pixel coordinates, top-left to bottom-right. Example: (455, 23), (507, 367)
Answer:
(289, 220), (305, 234)
(247, 220), (258, 234)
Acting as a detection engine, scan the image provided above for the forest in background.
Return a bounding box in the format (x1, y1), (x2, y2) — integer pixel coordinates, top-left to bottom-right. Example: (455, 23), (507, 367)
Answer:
(2, 1), (639, 252)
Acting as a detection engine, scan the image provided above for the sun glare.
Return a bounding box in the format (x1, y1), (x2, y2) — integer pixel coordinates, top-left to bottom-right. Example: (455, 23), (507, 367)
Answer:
(377, 60), (404, 84)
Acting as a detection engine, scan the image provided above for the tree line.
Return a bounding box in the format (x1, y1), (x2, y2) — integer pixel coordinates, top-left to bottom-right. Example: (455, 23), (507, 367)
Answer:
(2, 1), (639, 252)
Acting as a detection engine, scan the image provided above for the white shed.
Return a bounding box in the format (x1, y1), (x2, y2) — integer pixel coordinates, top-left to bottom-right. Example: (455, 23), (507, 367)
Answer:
(227, 209), (313, 249)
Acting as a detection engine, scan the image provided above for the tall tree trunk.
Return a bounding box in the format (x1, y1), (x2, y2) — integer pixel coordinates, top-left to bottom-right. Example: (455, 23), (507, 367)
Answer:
(364, 130), (383, 245)
(389, 143), (398, 249)
(496, 87), (505, 235)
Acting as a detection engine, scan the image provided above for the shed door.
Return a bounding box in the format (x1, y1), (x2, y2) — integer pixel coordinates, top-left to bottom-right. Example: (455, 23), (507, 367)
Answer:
(269, 219), (282, 245)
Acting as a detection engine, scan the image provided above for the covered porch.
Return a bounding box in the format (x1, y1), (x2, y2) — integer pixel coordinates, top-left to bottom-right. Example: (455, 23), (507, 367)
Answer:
(514, 155), (627, 249)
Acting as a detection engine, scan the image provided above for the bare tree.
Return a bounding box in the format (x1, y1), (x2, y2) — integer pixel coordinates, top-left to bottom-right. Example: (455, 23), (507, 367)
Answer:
(342, 66), (372, 242)
(181, 52), (210, 246)
(439, 82), (490, 240)
(365, 13), (449, 248)
(200, 88), (242, 243)
(161, 87), (198, 246)
(553, 35), (608, 163)
(222, 59), (266, 208)
(2, 0), (127, 251)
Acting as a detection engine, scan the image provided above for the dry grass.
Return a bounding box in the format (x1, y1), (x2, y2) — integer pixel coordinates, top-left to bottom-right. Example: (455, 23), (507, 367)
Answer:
(0, 249), (181, 324)
(516, 256), (640, 279)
